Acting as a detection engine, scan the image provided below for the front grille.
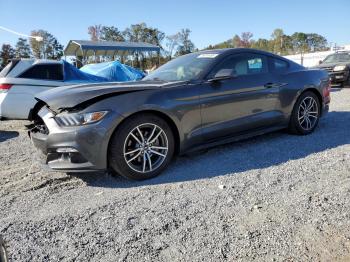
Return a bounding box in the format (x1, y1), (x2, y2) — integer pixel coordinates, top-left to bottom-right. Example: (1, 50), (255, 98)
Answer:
(47, 152), (88, 164)
(322, 67), (334, 73)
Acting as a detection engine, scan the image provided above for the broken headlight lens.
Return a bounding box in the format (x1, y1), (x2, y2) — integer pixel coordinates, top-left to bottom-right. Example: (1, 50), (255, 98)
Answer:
(55, 111), (109, 126)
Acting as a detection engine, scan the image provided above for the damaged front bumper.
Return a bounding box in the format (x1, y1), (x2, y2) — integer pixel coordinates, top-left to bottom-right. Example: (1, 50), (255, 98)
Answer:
(29, 106), (123, 172)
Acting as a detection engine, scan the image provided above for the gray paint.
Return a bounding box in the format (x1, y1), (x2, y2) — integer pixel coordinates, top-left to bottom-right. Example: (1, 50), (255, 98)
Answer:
(30, 48), (330, 172)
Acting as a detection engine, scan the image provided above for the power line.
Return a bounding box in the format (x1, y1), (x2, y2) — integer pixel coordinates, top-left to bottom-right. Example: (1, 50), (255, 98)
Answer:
(0, 26), (43, 41)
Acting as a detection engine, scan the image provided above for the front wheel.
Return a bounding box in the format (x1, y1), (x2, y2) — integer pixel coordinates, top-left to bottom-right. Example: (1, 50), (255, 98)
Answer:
(288, 91), (321, 135)
(108, 113), (175, 180)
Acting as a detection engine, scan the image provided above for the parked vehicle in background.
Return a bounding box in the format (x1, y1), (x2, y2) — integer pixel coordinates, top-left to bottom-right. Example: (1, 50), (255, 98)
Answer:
(29, 48), (330, 180)
(0, 235), (8, 262)
(0, 59), (109, 120)
(315, 51), (350, 87)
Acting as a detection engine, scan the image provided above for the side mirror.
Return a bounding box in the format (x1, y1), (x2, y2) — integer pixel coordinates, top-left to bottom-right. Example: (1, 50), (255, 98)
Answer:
(208, 69), (235, 82)
(319, 60), (323, 65)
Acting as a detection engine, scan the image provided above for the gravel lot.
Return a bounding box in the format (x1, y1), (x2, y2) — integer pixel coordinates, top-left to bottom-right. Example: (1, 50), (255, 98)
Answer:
(1, 88), (350, 262)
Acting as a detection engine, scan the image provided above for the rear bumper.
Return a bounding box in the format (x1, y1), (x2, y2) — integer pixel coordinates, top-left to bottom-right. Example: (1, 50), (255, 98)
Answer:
(29, 106), (123, 172)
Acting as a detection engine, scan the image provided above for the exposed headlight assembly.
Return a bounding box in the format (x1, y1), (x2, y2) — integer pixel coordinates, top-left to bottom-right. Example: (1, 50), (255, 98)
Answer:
(333, 65), (346, 71)
(55, 111), (108, 126)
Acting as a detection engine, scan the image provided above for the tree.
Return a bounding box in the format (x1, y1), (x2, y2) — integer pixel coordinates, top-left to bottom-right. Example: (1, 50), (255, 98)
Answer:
(165, 33), (181, 59)
(290, 32), (309, 65)
(271, 28), (284, 54)
(88, 25), (102, 41)
(204, 28), (328, 58)
(306, 33), (328, 52)
(123, 23), (165, 68)
(15, 38), (31, 58)
(251, 38), (270, 51)
(291, 32), (309, 53)
(29, 30), (63, 59)
(100, 26), (124, 42)
(240, 32), (253, 48)
(176, 28), (195, 56)
(123, 23), (165, 47)
(232, 34), (242, 47)
(0, 44), (15, 67)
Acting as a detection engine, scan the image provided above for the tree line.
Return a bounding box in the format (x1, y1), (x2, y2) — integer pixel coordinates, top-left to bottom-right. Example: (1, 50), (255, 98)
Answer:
(206, 29), (329, 56)
(1, 25), (329, 69)
(0, 29), (63, 68)
(86, 23), (196, 68)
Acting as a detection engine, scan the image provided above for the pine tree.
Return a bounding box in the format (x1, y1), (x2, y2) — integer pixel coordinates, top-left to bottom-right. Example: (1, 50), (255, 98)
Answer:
(15, 38), (31, 58)
(29, 30), (63, 59)
(0, 44), (15, 67)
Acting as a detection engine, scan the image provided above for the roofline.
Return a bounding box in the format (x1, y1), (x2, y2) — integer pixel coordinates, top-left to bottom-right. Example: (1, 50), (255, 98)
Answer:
(64, 40), (161, 56)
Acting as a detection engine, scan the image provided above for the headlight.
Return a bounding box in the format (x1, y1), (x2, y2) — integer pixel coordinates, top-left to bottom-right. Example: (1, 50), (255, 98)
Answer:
(333, 65), (346, 71)
(55, 111), (108, 126)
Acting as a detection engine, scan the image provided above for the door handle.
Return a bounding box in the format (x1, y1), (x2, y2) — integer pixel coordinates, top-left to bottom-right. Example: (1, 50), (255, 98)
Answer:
(264, 82), (285, 88)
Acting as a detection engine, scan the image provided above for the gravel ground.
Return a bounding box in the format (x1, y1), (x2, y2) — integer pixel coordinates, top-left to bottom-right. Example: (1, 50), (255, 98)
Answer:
(1, 88), (350, 262)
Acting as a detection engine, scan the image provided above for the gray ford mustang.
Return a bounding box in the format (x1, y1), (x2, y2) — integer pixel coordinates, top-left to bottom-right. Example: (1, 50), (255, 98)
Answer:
(29, 48), (331, 180)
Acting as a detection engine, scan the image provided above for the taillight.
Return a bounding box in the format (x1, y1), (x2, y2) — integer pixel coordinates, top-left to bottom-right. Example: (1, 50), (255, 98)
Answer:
(0, 84), (12, 92)
(323, 82), (331, 102)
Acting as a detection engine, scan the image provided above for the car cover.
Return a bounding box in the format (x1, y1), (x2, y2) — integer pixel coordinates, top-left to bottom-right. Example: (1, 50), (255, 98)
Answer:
(79, 60), (145, 82)
(62, 60), (109, 83)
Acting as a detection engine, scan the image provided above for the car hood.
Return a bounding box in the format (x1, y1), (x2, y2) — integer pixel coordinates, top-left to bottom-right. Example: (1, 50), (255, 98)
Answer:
(35, 80), (182, 112)
(314, 62), (350, 69)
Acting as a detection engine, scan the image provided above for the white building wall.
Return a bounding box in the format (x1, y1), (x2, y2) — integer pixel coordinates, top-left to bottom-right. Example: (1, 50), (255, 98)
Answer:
(284, 44), (350, 68)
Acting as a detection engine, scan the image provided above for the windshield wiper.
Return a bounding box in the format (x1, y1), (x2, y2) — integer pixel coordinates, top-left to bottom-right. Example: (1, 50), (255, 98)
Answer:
(143, 77), (167, 82)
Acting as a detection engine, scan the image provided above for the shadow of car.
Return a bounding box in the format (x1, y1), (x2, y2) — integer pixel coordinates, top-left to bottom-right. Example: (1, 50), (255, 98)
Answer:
(69, 111), (349, 188)
(0, 131), (19, 142)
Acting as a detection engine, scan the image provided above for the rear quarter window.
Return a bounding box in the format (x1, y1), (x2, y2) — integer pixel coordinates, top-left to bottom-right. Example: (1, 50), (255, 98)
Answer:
(19, 64), (63, 81)
(0, 60), (20, 77)
(271, 58), (289, 73)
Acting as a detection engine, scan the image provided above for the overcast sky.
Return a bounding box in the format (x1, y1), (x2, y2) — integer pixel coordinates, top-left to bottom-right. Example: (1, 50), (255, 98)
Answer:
(0, 0), (349, 49)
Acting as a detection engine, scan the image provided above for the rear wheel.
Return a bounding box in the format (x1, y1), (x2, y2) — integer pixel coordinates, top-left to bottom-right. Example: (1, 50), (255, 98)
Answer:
(288, 91), (320, 135)
(108, 113), (175, 180)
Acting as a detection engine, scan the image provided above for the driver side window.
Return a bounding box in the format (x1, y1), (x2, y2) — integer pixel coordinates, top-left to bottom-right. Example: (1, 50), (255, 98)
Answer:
(209, 53), (268, 78)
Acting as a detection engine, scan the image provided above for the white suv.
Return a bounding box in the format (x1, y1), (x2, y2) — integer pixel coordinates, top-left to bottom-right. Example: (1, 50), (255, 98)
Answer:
(0, 59), (106, 120)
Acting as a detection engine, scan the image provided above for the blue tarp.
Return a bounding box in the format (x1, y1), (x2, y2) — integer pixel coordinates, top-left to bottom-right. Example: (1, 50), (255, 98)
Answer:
(62, 60), (109, 83)
(80, 61), (145, 82)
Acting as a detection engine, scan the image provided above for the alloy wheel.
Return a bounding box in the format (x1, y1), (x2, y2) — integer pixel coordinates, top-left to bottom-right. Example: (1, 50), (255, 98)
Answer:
(123, 123), (169, 173)
(298, 96), (319, 131)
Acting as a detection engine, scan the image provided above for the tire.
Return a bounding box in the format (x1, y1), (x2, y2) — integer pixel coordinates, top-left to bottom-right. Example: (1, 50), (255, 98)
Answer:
(288, 91), (321, 135)
(346, 73), (350, 88)
(0, 236), (8, 262)
(108, 113), (175, 180)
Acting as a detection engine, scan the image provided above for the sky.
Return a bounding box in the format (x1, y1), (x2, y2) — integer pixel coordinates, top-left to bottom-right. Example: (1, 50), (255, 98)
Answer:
(0, 0), (349, 50)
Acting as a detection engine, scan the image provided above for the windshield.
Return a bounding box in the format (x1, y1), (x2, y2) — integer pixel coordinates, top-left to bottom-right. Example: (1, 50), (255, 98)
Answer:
(323, 53), (350, 63)
(143, 53), (218, 82)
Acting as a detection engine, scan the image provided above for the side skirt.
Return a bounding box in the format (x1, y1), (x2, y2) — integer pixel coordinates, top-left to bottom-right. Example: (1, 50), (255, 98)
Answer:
(181, 124), (288, 155)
